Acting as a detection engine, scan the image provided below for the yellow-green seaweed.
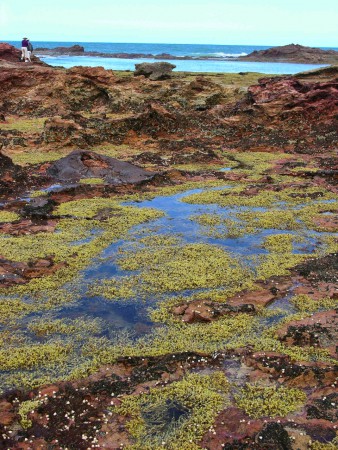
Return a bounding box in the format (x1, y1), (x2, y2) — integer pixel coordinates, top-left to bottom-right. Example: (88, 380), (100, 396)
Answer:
(114, 371), (229, 449)
(234, 383), (306, 418)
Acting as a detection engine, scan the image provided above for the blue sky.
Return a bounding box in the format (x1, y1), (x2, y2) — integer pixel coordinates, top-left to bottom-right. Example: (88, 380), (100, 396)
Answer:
(0, 0), (337, 46)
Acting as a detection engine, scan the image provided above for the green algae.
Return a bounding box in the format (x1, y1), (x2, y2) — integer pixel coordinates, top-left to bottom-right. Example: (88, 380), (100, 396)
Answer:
(9, 149), (70, 166)
(18, 399), (42, 430)
(114, 372), (229, 449)
(0, 211), (20, 222)
(79, 177), (105, 184)
(0, 298), (33, 324)
(0, 201), (164, 296)
(254, 253), (309, 280)
(262, 233), (302, 254)
(234, 383), (306, 418)
(91, 242), (253, 300)
(29, 190), (48, 198)
(0, 117), (46, 132)
(290, 294), (338, 313)
(0, 341), (73, 371)
(27, 317), (103, 337)
(88, 314), (257, 367)
(183, 184), (336, 209)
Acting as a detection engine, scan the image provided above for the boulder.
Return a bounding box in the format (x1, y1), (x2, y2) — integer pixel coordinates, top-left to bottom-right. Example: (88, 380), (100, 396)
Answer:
(47, 150), (155, 184)
(134, 62), (176, 80)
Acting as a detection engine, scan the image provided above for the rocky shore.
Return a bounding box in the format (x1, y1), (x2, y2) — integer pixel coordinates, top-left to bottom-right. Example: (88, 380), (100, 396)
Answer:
(0, 43), (337, 449)
(33, 42), (338, 65)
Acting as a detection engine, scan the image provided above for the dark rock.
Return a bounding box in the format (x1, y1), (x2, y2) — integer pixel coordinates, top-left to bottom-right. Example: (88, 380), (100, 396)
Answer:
(255, 422), (292, 449)
(35, 44), (85, 54)
(172, 299), (256, 323)
(276, 309), (338, 359)
(244, 352), (338, 387)
(132, 152), (169, 166)
(0, 151), (27, 197)
(294, 253), (338, 283)
(47, 150), (155, 184)
(134, 62), (176, 80)
(306, 392), (338, 422)
(240, 43), (338, 65)
(21, 198), (56, 219)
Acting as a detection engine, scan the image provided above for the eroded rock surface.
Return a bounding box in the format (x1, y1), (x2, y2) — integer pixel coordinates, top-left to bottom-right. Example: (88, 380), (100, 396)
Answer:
(134, 62), (176, 80)
(47, 150), (155, 184)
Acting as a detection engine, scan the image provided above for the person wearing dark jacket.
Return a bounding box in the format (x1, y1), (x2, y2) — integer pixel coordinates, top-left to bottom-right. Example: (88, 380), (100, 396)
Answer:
(27, 40), (33, 62)
(21, 37), (29, 62)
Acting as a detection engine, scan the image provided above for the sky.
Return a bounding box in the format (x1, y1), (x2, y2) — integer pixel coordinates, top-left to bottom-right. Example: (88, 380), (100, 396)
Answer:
(0, 0), (337, 46)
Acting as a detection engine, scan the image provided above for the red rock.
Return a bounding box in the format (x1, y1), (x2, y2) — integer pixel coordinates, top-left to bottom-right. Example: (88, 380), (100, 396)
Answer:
(172, 299), (255, 323)
(0, 219), (57, 236)
(277, 309), (337, 357)
(0, 401), (16, 426)
(199, 406), (263, 447)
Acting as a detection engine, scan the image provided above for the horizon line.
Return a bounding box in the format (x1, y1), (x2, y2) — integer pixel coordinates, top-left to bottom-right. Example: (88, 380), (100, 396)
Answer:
(1, 39), (338, 48)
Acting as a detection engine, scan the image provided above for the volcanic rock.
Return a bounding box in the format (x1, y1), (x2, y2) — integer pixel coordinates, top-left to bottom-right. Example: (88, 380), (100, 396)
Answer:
(134, 62), (176, 80)
(47, 150), (155, 184)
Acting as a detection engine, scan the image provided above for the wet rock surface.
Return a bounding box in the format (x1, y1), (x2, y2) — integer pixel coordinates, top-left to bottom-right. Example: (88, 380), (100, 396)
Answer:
(0, 53), (337, 448)
(0, 255), (67, 287)
(47, 150), (155, 184)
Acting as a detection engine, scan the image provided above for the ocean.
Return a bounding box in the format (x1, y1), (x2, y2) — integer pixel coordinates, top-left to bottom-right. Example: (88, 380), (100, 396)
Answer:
(6, 41), (337, 74)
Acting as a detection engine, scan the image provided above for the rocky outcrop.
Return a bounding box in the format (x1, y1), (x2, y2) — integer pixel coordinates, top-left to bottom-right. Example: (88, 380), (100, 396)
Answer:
(0, 43), (45, 65)
(240, 43), (338, 64)
(0, 43), (21, 62)
(47, 150), (155, 184)
(0, 255), (67, 287)
(35, 44), (84, 54)
(217, 70), (338, 152)
(134, 62), (176, 80)
(0, 151), (27, 197)
(172, 300), (255, 323)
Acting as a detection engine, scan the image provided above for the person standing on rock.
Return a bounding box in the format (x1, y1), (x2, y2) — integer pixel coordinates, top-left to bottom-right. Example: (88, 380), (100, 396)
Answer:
(27, 40), (33, 62)
(21, 37), (29, 62)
